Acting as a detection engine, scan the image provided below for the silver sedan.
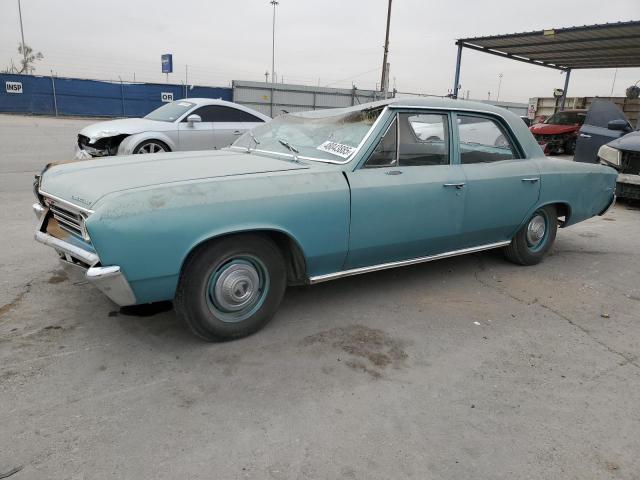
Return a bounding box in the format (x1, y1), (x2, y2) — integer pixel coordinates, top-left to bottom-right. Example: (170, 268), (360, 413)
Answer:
(76, 98), (270, 158)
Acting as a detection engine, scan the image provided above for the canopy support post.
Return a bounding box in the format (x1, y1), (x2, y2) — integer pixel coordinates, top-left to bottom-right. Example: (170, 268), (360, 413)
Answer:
(560, 68), (571, 110)
(452, 44), (463, 99)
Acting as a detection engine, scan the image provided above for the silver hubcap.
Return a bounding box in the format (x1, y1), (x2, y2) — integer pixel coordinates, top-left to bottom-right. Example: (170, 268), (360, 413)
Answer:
(136, 142), (164, 154)
(213, 263), (260, 312)
(526, 214), (546, 245)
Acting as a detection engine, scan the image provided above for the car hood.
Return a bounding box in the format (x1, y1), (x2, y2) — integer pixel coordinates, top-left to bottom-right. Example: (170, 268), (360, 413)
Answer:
(40, 150), (309, 209)
(608, 130), (640, 152)
(78, 118), (175, 142)
(529, 123), (580, 135)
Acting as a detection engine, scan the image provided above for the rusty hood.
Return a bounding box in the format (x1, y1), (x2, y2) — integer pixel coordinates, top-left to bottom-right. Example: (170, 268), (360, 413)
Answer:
(39, 149), (309, 209)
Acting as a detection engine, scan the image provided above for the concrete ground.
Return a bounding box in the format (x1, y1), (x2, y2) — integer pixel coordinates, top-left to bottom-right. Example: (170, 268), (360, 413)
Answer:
(1, 114), (639, 479)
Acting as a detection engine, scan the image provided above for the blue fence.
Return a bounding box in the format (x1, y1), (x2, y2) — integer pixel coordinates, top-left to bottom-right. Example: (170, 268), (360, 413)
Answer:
(0, 74), (233, 117)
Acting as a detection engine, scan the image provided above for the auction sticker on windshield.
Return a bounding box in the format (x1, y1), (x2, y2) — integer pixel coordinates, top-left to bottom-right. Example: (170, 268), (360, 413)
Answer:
(317, 141), (356, 159)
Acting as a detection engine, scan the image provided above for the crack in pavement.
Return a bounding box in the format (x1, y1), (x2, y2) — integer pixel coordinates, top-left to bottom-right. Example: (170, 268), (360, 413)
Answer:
(473, 255), (640, 371)
(0, 280), (33, 324)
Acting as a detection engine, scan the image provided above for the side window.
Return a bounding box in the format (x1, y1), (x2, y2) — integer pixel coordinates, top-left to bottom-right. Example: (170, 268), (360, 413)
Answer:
(400, 113), (449, 166)
(364, 112), (450, 168)
(365, 117), (397, 168)
(457, 115), (517, 164)
(185, 105), (264, 123)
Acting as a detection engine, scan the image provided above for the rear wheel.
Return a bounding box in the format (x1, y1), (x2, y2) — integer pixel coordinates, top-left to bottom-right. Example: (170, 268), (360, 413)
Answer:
(175, 235), (287, 341)
(133, 140), (169, 154)
(503, 205), (557, 266)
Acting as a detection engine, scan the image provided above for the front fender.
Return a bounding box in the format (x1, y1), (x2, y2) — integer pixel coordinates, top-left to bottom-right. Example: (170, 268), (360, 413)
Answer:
(117, 132), (176, 155)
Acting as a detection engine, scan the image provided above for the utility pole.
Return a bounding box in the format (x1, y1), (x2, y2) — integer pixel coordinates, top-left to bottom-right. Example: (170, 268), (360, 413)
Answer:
(380, 0), (392, 93)
(270, 0), (279, 84)
(496, 73), (503, 102)
(17, 0), (27, 72)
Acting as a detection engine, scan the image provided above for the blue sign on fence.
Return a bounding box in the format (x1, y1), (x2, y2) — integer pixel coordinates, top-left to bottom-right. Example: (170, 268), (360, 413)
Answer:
(161, 54), (173, 74)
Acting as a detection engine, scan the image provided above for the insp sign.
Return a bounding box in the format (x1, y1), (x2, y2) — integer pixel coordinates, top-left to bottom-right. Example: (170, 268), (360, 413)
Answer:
(5, 81), (23, 94)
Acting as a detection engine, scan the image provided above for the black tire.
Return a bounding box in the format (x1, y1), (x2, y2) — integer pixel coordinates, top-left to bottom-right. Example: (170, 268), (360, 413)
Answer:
(133, 139), (169, 154)
(503, 205), (558, 266)
(564, 138), (576, 155)
(175, 234), (287, 341)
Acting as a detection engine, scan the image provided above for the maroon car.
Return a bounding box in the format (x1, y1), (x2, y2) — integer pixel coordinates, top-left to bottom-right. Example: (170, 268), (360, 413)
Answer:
(529, 109), (587, 155)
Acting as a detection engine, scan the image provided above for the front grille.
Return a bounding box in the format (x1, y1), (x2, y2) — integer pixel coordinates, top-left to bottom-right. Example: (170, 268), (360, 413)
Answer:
(620, 151), (640, 176)
(48, 202), (87, 239)
(78, 134), (90, 148)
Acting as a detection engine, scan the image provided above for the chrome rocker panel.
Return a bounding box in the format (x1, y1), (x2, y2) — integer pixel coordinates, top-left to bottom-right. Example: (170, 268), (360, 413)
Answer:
(309, 240), (512, 284)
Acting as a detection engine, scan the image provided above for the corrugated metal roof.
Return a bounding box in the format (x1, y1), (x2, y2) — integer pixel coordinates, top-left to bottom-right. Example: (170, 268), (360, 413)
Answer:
(457, 20), (640, 70)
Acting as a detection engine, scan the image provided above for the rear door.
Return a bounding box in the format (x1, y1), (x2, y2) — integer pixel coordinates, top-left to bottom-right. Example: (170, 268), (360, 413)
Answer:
(455, 113), (540, 246)
(574, 100), (631, 163)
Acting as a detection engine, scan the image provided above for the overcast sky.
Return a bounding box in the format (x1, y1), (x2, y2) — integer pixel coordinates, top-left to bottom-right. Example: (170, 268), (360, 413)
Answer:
(1, 0), (639, 102)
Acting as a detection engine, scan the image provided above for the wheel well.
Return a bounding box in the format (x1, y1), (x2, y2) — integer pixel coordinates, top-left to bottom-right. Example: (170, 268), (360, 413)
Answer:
(183, 230), (307, 285)
(551, 202), (571, 227)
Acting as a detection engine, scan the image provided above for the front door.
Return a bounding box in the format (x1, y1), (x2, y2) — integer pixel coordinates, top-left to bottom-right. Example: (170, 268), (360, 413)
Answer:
(574, 99), (631, 163)
(345, 111), (467, 269)
(178, 105), (217, 150)
(455, 113), (540, 246)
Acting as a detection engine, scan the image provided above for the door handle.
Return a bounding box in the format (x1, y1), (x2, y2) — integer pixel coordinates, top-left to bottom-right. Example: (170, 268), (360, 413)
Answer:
(521, 177), (540, 183)
(233, 131), (243, 135)
(579, 133), (592, 138)
(443, 182), (465, 189)
(386, 170), (402, 175)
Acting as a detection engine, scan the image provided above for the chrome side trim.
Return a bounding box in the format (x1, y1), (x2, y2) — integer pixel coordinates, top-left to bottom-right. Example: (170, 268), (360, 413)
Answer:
(34, 231), (99, 266)
(308, 241), (512, 284)
(86, 266), (137, 306)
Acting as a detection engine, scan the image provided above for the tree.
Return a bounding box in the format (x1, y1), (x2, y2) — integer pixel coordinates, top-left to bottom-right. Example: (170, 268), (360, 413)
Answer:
(16, 43), (44, 74)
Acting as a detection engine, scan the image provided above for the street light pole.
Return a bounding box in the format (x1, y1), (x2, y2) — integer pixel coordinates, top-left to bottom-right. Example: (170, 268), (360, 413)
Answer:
(17, 0), (27, 72)
(380, 0), (392, 94)
(270, 0), (279, 84)
(496, 73), (503, 102)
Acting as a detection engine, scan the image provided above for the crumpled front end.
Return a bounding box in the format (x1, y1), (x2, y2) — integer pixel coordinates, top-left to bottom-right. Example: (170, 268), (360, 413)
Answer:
(76, 133), (128, 159)
(32, 185), (136, 306)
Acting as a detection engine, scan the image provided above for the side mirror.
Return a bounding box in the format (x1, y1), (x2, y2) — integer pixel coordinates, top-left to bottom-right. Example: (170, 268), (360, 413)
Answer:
(187, 114), (201, 125)
(607, 119), (630, 131)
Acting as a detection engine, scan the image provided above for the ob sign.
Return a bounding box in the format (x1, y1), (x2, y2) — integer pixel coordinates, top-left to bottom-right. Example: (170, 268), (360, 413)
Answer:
(161, 92), (173, 103)
(6, 81), (23, 94)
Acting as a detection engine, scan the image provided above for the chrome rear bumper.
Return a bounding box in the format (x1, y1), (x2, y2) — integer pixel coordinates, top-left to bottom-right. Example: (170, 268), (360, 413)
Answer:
(34, 209), (136, 306)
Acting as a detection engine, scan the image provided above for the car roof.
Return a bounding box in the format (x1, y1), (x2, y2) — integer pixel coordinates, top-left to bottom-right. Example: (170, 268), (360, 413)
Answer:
(179, 98), (271, 120)
(292, 96), (523, 119)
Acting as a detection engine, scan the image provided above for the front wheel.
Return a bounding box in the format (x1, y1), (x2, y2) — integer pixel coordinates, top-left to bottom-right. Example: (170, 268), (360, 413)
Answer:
(503, 205), (557, 266)
(133, 140), (169, 154)
(174, 235), (287, 341)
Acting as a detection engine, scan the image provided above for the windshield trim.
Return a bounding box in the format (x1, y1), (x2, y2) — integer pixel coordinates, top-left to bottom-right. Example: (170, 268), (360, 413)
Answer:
(230, 106), (390, 165)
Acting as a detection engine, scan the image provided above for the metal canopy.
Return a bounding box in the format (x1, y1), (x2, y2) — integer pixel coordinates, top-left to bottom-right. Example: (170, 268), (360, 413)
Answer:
(452, 20), (640, 106)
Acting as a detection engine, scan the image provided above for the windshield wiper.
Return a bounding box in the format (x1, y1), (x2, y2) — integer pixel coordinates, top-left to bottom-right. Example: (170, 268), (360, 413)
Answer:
(246, 131), (260, 152)
(278, 138), (300, 162)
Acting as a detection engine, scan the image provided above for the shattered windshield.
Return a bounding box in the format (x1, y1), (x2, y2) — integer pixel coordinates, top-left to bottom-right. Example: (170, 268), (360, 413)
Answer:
(144, 101), (195, 122)
(232, 107), (383, 162)
(544, 111), (586, 126)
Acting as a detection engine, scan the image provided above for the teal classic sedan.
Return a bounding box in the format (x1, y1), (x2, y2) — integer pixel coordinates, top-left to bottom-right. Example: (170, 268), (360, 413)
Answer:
(33, 98), (617, 341)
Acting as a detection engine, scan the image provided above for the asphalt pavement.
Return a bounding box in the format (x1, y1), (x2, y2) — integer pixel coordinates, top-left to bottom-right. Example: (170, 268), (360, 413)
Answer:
(1, 114), (639, 479)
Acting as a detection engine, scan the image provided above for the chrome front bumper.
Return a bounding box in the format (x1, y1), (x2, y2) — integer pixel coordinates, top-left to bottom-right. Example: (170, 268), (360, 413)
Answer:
(34, 204), (136, 306)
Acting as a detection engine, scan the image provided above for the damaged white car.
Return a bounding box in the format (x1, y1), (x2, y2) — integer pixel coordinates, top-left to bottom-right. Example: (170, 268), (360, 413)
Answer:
(76, 98), (269, 158)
